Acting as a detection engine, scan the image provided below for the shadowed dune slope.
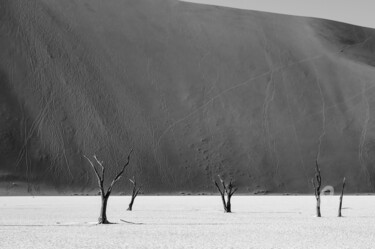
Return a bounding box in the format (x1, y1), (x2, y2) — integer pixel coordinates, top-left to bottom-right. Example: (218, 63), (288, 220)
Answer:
(1, 0), (375, 194)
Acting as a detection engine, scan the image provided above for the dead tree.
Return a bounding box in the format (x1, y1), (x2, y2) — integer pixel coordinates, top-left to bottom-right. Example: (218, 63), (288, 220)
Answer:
(84, 149), (133, 224)
(127, 176), (142, 211)
(311, 160), (322, 217)
(214, 175), (238, 213)
(338, 177), (346, 217)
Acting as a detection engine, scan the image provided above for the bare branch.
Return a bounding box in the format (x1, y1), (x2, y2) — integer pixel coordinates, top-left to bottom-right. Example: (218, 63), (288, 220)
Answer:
(214, 181), (223, 195)
(107, 149), (133, 194)
(93, 155), (105, 179)
(218, 175), (224, 183)
(129, 177), (135, 185)
(230, 187), (238, 197)
(218, 175), (227, 193)
(129, 176), (141, 197)
(84, 155), (102, 182)
(315, 159), (320, 173)
(135, 186), (142, 197)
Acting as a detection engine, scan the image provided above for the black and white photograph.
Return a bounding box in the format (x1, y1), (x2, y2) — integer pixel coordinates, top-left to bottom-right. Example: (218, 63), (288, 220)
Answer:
(1, 0), (375, 248)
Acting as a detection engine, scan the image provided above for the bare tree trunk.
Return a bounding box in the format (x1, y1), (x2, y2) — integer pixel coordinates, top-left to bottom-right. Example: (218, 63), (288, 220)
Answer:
(338, 177), (346, 217)
(220, 193), (227, 212)
(127, 176), (141, 211)
(99, 194), (110, 224)
(226, 196), (232, 213)
(84, 149), (133, 224)
(316, 197), (321, 217)
(214, 176), (237, 213)
(312, 159), (322, 217)
(127, 198), (135, 211)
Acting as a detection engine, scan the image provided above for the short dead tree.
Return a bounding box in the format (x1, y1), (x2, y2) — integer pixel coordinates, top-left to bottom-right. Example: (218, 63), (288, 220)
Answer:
(311, 160), (322, 217)
(338, 177), (346, 217)
(127, 176), (142, 211)
(214, 175), (238, 213)
(84, 149), (133, 224)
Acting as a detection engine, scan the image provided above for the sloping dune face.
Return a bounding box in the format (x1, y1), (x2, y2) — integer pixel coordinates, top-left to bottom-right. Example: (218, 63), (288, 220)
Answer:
(1, 0), (375, 194)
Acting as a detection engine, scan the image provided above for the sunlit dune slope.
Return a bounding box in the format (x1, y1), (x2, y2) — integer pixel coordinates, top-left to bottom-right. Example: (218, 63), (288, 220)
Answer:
(1, 0), (375, 194)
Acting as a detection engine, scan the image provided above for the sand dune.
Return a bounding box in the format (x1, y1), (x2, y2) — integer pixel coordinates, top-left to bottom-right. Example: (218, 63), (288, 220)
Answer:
(1, 0), (375, 194)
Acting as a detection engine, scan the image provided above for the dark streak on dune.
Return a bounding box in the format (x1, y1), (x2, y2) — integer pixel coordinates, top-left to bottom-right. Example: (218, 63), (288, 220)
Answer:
(1, 0), (375, 194)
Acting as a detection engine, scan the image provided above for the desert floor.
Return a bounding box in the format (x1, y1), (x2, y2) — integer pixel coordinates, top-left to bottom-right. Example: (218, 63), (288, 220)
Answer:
(0, 196), (374, 248)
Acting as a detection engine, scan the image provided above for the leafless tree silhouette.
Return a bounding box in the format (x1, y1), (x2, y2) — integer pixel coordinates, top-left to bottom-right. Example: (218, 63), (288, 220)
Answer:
(127, 176), (142, 211)
(84, 149), (133, 224)
(312, 159), (322, 217)
(214, 175), (237, 213)
(338, 177), (346, 217)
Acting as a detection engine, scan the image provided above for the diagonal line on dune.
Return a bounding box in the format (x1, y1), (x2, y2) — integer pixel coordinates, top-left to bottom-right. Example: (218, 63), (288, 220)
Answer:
(155, 54), (324, 147)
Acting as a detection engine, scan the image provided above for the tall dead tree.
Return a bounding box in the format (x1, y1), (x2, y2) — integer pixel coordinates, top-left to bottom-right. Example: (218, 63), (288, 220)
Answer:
(127, 176), (142, 211)
(311, 160), (322, 217)
(338, 177), (346, 217)
(84, 149), (133, 224)
(214, 175), (238, 213)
